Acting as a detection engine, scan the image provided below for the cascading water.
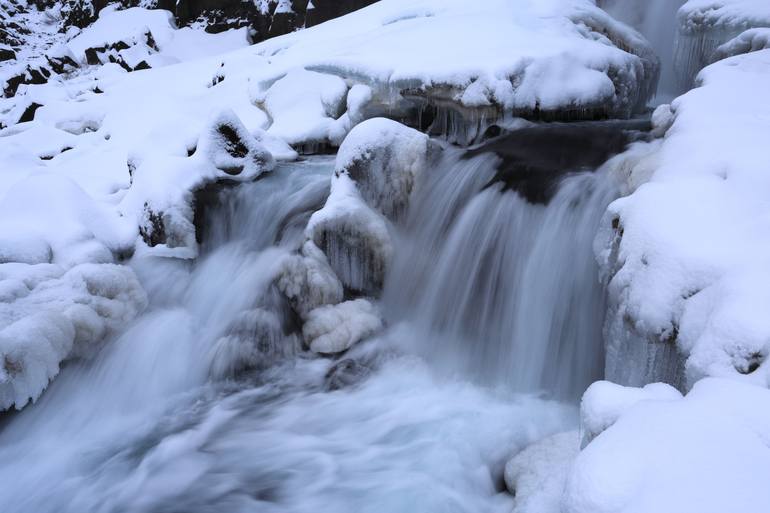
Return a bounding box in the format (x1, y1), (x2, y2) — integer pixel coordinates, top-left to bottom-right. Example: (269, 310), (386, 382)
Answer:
(0, 120), (642, 511)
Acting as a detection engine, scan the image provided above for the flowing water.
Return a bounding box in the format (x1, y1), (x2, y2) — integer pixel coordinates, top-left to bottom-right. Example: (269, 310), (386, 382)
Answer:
(0, 125), (628, 511)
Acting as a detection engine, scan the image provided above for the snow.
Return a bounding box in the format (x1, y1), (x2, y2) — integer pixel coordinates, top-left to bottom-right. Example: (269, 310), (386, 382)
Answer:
(303, 298), (383, 354)
(597, 49), (770, 390)
(565, 378), (770, 513)
(504, 431), (580, 513)
(335, 117), (433, 221)
(579, 381), (682, 447)
(712, 27), (770, 61)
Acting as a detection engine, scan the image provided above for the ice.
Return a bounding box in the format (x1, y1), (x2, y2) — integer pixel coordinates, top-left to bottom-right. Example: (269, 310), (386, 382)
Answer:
(596, 49), (770, 390)
(713, 27), (770, 61)
(307, 172), (393, 295)
(674, 0), (770, 88)
(303, 298), (383, 354)
(0, 262), (147, 410)
(276, 240), (343, 319)
(565, 378), (770, 513)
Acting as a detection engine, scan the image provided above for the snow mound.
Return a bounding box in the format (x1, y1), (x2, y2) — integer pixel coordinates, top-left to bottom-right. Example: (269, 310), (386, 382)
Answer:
(303, 298), (383, 354)
(675, 0), (770, 87)
(579, 381), (682, 447)
(565, 378), (770, 513)
(336, 117), (435, 221)
(504, 431), (580, 513)
(597, 49), (770, 390)
(0, 262), (147, 410)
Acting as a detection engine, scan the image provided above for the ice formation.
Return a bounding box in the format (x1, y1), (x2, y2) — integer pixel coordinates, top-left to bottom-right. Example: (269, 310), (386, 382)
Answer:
(0, 262), (146, 410)
(674, 0), (770, 88)
(303, 298), (383, 354)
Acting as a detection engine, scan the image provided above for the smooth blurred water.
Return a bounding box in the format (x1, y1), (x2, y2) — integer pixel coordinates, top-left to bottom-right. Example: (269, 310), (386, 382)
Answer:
(0, 151), (610, 511)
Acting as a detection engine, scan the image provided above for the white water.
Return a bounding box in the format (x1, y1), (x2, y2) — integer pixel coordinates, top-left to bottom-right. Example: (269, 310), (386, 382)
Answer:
(0, 147), (616, 511)
(384, 150), (617, 399)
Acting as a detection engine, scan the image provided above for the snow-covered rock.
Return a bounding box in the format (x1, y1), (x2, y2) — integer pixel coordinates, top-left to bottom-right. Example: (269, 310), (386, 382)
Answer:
(504, 431), (580, 513)
(335, 117), (436, 222)
(565, 378), (770, 513)
(302, 298), (382, 354)
(597, 49), (770, 390)
(122, 109), (275, 257)
(675, 0), (770, 87)
(712, 27), (770, 61)
(0, 262), (147, 410)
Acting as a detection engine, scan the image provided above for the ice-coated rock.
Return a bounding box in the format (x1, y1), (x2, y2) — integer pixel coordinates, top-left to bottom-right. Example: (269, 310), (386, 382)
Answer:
(208, 308), (298, 379)
(504, 431), (580, 513)
(275, 240), (344, 319)
(303, 298), (382, 354)
(336, 117), (437, 222)
(0, 262), (147, 410)
(307, 173), (393, 294)
(712, 27), (770, 61)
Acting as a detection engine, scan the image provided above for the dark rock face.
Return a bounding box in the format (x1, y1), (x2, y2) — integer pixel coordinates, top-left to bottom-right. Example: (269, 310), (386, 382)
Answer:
(469, 120), (651, 204)
(0, 48), (15, 62)
(61, 0), (378, 41)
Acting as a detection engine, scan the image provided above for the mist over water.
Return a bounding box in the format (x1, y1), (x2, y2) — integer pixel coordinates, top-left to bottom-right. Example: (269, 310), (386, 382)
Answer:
(0, 140), (619, 511)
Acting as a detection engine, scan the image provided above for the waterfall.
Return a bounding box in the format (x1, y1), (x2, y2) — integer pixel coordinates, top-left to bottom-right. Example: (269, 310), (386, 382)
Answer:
(383, 141), (620, 399)
(600, 0), (687, 101)
(0, 120), (641, 510)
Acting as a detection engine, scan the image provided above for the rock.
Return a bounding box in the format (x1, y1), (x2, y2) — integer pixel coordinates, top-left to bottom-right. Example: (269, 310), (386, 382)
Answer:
(276, 240), (344, 319)
(324, 357), (371, 391)
(209, 308), (297, 379)
(0, 47), (15, 62)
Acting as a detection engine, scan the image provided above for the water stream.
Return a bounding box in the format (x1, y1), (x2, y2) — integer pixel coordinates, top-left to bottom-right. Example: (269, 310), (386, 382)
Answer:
(0, 125), (631, 511)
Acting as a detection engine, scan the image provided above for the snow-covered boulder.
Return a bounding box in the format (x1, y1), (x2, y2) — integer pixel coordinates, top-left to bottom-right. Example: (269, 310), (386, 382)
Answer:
(307, 172), (393, 295)
(565, 378), (770, 513)
(675, 0), (770, 87)
(335, 117), (436, 222)
(302, 298), (382, 354)
(504, 432), (580, 513)
(0, 262), (147, 410)
(123, 109), (275, 258)
(597, 49), (770, 390)
(712, 27), (770, 61)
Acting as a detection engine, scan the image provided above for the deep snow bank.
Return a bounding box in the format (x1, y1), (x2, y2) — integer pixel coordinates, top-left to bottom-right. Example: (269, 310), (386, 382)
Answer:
(597, 48), (770, 390)
(565, 378), (770, 513)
